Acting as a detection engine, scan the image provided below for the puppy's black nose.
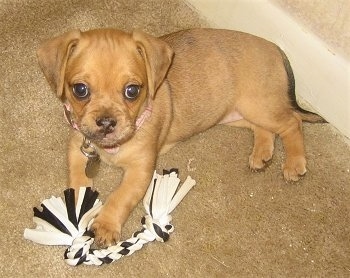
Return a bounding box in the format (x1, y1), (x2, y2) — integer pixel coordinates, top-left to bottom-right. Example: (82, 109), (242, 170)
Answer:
(96, 117), (116, 134)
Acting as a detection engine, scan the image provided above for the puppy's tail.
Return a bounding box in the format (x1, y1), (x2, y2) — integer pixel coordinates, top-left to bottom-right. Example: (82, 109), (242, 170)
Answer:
(280, 47), (327, 124)
(296, 108), (327, 123)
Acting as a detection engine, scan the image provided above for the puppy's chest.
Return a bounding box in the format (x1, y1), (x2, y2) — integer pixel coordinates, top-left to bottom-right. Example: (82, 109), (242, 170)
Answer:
(98, 149), (121, 166)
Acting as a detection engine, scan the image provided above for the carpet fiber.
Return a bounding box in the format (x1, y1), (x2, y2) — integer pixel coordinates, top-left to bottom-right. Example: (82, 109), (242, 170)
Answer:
(1, 0), (349, 277)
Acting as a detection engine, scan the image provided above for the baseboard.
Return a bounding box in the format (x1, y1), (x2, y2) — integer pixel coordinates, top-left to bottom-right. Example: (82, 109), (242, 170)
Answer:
(186, 0), (350, 139)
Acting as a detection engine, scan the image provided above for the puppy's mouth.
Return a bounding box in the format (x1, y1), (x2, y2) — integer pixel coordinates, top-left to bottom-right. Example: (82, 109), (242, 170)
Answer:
(81, 124), (135, 153)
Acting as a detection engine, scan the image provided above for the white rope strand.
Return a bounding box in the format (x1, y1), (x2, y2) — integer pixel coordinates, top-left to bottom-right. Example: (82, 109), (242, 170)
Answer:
(24, 169), (195, 266)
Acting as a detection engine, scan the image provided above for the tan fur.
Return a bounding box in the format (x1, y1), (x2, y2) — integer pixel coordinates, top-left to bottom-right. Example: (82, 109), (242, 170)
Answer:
(37, 28), (323, 246)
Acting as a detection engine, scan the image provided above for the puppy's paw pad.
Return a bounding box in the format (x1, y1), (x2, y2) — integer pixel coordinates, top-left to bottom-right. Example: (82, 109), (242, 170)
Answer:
(91, 219), (121, 247)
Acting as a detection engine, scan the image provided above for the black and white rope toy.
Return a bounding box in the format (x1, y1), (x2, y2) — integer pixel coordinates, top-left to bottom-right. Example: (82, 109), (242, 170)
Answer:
(24, 169), (196, 266)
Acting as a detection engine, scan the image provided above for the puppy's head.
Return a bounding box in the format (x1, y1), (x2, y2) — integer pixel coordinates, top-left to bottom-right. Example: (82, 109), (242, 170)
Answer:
(37, 29), (173, 149)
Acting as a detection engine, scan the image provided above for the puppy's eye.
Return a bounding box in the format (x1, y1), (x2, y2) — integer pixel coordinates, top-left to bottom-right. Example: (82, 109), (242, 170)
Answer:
(124, 84), (140, 101)
(72, 83), (90, 99)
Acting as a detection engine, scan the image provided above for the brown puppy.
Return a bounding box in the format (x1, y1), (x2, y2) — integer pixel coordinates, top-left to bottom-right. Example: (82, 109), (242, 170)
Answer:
(37, 28), (324, 246)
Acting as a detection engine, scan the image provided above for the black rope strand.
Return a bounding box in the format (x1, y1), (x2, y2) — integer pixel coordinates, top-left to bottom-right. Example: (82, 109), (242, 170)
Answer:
(64, 188), (78, 229)
(33, 205), (72, 236)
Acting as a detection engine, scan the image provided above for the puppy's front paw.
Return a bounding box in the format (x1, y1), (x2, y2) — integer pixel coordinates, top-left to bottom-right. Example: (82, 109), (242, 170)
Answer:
(283, 156), (307, 181)
(91, 216), (121, 247)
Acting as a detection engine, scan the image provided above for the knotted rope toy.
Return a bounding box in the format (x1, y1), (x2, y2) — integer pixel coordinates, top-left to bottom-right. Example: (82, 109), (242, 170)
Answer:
(24, 169), (196, 266)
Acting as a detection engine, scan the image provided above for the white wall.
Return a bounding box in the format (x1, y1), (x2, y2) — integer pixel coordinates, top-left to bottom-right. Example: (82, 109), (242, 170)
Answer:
(186, 0), (350, 139)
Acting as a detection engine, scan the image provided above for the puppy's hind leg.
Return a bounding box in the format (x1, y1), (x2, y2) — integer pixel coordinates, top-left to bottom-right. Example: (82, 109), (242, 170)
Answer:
(228, 108), (306, 181)
(278, 112), (306, 181)
(227, 120), (275, 171)
(249, 125), (275, 171)
(249, 110), (306, 181)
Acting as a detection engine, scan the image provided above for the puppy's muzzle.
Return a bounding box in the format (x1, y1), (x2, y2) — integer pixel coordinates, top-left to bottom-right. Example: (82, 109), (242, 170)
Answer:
(96, 117), (116, 135)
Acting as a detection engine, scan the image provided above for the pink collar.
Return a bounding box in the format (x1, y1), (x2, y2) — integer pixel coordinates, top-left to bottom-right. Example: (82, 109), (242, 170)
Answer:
(63, 103), (79, 131)
(135, 106), (152, 131)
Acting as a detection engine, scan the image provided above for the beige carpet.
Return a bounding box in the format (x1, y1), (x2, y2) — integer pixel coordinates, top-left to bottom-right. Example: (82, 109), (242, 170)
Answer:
(1, 0), (349, 277)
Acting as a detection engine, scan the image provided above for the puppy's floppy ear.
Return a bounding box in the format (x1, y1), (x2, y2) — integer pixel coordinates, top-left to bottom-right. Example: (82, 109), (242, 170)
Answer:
(132, 30), (174, 98)
(37, 30), (81, 98)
